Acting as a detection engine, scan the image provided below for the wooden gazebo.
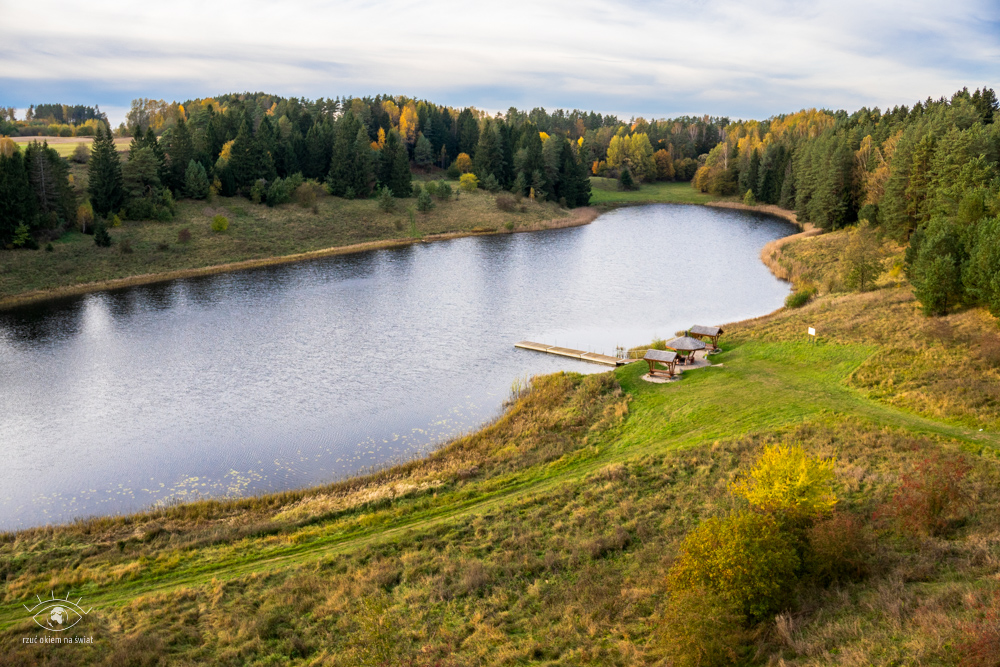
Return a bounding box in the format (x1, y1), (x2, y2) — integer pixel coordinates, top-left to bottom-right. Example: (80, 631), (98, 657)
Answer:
(644, 349), (679, 378)
(688, 325), (724, 350)
(664, 336), (707, 364)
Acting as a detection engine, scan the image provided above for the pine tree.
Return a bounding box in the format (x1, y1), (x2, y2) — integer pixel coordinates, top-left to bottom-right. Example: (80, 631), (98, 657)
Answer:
(88, 126), (124, 217)
(0, 149), (37, 245)
(457, 109), (479, 156)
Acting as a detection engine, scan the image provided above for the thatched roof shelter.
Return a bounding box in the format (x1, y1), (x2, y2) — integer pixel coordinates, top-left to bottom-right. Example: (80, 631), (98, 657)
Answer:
(688, 325), (724, 349)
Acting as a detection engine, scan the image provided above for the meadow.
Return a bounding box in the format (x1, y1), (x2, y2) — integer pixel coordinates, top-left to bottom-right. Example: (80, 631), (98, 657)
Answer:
(0, 187), (578, 307)
(2, 223), (999, 665)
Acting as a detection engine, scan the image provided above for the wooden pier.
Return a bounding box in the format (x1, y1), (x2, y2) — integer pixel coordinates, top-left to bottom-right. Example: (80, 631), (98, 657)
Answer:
(514, 341), (634, 367)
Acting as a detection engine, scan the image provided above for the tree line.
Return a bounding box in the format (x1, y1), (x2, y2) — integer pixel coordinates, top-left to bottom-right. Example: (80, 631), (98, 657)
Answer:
(693, 87), (1000, 318)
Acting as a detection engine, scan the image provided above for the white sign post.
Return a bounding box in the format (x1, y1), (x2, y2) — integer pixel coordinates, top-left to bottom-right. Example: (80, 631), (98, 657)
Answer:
(808, 327), (816, 343)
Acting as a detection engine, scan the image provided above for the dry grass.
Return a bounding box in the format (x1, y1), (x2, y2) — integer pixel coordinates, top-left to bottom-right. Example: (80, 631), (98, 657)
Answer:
(0, 189), (580, 307)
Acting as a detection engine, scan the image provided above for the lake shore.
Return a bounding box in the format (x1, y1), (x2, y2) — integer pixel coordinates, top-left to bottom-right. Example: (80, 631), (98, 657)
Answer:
(0, 204), (599, 310)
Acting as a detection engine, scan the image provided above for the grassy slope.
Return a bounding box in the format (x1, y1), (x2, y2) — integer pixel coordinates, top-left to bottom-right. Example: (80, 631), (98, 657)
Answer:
(0, 189), (572, 304)
(3, 226), (1000, 664)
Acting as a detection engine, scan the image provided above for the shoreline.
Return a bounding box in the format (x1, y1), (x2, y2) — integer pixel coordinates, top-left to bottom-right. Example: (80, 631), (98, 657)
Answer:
(0, 206), (600, 311)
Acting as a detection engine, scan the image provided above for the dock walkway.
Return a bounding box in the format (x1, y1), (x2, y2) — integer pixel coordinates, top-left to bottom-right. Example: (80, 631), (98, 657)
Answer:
(514, 341), (633, 367)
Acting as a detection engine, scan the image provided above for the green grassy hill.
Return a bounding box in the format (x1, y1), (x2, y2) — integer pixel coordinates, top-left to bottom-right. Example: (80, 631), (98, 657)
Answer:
(3, 228), (1000, 666)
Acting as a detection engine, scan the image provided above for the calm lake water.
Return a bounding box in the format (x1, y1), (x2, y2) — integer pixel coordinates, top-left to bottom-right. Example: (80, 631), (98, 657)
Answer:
(0, 204), (795, 529)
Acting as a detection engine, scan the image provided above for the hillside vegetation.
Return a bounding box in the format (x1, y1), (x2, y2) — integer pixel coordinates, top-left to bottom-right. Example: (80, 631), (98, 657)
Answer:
(2, 225), (1000, 666)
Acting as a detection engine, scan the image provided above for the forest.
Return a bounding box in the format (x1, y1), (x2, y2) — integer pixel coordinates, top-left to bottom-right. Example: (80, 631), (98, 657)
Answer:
(2, 87), (999, 321)
(692, 86), (1000, 319)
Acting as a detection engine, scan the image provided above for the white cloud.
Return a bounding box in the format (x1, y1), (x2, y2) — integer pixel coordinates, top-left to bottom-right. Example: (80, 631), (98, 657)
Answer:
(0, 0), (997, 120)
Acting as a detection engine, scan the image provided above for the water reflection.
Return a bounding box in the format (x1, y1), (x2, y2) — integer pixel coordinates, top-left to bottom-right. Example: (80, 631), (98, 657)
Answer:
(0, 205), (794, 528)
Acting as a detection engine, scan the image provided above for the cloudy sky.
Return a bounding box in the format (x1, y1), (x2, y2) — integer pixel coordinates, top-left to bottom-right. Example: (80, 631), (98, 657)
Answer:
(1, 0), (997, 125)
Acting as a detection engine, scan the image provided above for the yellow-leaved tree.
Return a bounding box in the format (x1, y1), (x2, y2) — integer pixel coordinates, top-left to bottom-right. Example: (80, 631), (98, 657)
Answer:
(454, 152), (473, 174)
(399, 105), (419, 145)
(731, 443), (837, 520)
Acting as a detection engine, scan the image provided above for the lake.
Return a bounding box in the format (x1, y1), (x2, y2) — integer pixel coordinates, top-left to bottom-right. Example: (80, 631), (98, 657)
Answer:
(0, 204), (796, 529)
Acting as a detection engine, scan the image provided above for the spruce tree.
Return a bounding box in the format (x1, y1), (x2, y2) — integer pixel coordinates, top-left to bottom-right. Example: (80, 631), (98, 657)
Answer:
(0, 149), (37, 245)
(328, 112), (361, 197)
(414, 132), (434, 167)
(88, 126), (124, 217)
(380, 129), (411, 198)
(166, 118), (194, 194)
(184, 159), (210, 199)
(352, 126), (375, 197)
(25, 141), (75, 225)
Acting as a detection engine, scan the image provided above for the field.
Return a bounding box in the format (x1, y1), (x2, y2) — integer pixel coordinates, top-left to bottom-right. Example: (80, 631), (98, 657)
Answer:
(0, 189), (577, 307)
(10, 135), (131, 158)
(588, 177), (722, 205)
(2, 224), (1000, 665)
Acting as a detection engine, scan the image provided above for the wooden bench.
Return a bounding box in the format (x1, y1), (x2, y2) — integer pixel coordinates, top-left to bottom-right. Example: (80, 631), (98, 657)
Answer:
(644, 349), (678, 378)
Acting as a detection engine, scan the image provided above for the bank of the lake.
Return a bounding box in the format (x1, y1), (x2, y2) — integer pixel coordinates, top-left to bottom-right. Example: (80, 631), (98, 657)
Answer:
(3, 223), (1000, 665)
(1, 176), (752, 310)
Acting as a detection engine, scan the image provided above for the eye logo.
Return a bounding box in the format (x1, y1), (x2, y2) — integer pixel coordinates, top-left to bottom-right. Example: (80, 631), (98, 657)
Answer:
(24, 592), (92, 632)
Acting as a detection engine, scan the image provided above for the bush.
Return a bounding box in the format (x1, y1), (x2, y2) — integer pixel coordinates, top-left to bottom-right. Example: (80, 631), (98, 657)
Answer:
(210, 215), (229, 233)
(618, 167), (638, 191)
(481, 173), (501, 192)
(342, 185), (356, 200)
(416, 188), (435, 213)
(377, 185), (395, 212)
(294, 181), (323, 209)
(266, 177), (293, 207)
(958, 589), (1000, 667)
(806, 511), (870, 584)
(785, 289), (814, 309)
(876, 453), (970, 537)
(424, 181), (439, 197)
(177, 228), (191, 244)
(93, 221), (112, 247)
(71, 142), (90, 164)
(250, 179), (265, 204)
(731, 443), (836, 522)
(435, 181), (452, 200)
(742, 189), (757, 206)
(459, 173), (479, 192)
(655, 586), (750, 667)
(667, 511), (799, 620)
(495, 192), (517, 212)
(446, 162), (461, 179)
(119, 239), (133, 254)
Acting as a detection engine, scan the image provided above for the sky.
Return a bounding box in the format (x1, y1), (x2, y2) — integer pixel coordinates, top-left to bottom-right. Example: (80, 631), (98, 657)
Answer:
(1, 0), (998, 126)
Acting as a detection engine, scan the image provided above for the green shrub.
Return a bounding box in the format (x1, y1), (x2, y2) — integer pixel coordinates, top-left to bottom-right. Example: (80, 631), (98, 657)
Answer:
(481, 173), (501, 192)
(667, 511), (799, 620)
(656, 586), (750, 667)
(266, 177), (293, 207)
(618, 167), (638, 191)
(785, 289), (814, 308)
(377, 185), (395, 212)
(71, 142), (90, 164)
(446, 162), (461, 179)
(435, 181), (452, 200)
(742, 189), (757, 206)
(93, 221), (112, 247)
(424, 181), (439, 197)
(210, 215), (229, 233)
(416, 188), (434, 212)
